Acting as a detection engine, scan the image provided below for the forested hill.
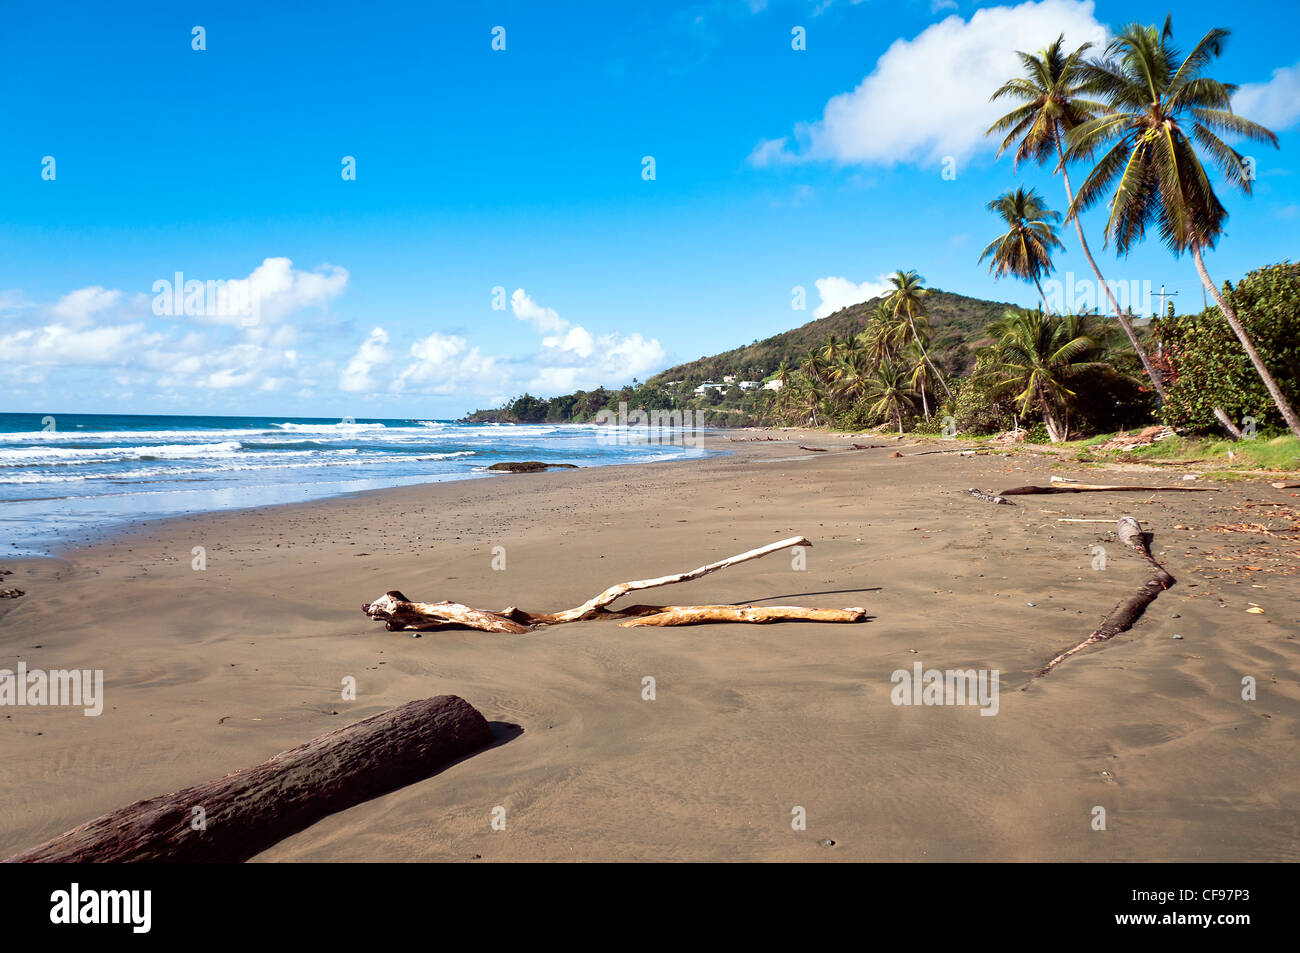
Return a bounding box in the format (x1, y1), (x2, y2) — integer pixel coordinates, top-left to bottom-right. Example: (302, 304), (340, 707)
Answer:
(646, 289), (1017, 384)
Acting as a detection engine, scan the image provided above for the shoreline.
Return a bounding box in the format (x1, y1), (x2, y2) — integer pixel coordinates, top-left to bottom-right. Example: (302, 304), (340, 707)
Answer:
(0, 430), (723, 563)
(2, 434), (1298, 861)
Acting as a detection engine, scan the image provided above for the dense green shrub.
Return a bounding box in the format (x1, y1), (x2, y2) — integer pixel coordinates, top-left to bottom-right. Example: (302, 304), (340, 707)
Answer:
(950, 375), (1017, 436)
(1155, 262), (1300, 435)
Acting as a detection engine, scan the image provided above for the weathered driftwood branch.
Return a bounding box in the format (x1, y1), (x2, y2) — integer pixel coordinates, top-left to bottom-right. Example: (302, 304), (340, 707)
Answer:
(4, 695), (493, 863)
(798, 444), (882, 453)
(619, 605), (866, 627)
(1037, 518), (1175, 678)
(967, 487), (1016, 505)
(998, 482), (1211, 495)
(363, 536), (867, 632)
(1272, 481), (1300, 489)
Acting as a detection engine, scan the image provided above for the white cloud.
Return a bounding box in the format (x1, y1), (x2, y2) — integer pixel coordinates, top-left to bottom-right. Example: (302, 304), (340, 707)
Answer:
(379, 289), (666, 399)
(0, 290), (33, 313)
(339, 327), (391, 393)
(394, 332), (498, 395)
(247, 257), (349, 322)
(157, 257), (349, 327)
(1234, 61), (1300, 132)
(512, 288), (665, 392)
(0, 322), (159, 365)
(813, 275), (892, 318)
(752, 0), (1107, 167)
(50, 286), (121, 326)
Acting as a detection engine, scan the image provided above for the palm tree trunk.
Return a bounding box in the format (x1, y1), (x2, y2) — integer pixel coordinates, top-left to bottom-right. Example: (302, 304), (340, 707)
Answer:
(1033, 276), (1051, 315)
(919, 385), (929, 421)
(1057, 141), (1167, 403)
(1192, 245), (1300, 441)
(904, 314), (952, 399)
(1042, 408), (1063, 443)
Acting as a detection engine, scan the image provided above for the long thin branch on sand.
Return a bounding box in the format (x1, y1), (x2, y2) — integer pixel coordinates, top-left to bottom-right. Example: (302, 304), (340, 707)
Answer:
(362, 536), (867, 632)
(1037, 517), (1175, 678)
(997, 482), (1211, 495)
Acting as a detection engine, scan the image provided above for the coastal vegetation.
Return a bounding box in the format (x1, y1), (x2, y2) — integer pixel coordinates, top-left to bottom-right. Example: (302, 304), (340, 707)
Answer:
(461, 14), (1298, 466)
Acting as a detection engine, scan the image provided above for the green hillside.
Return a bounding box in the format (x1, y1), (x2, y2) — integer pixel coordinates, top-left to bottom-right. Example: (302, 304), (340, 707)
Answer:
(646, 289), (1018, 385)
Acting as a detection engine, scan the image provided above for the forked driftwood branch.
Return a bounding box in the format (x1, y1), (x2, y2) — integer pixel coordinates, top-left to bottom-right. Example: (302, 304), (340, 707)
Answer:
(1037, 517), (1175, 678)
(363, 536), (868, 632)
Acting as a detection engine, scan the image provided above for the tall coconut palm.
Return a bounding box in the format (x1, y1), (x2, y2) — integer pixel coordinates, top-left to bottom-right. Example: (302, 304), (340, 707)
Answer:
(862, 301), (904, 365)
(1063, 17), (1298, 440)
(979, 187), (1065, 312)
(903, 341), (936, 421)
(987, 34), (1170, 402)
(977, 308), (1106, 442)
(887, 270), (951, 400)
(864, 359), (918, 435)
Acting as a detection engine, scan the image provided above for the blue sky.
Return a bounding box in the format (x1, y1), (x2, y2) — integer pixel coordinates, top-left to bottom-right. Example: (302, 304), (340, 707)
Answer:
(2, 0), (1297, 418)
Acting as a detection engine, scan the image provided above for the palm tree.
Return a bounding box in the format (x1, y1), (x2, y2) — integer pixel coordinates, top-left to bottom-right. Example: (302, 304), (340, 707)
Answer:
(979, 187), (1065, 311)
(987, 34), (1170, 402)
(828, 343), (875, 408)
(795, 377), (831, 427)
(903, 341), (936, 421)
(887, 270), (951, 400)
(1063, 17), (1299, 440)
(773, 360), (792, 390)
(862, 301), (903, 365)
(976, 308), (1106, 442)
(864, 359), (918, 434)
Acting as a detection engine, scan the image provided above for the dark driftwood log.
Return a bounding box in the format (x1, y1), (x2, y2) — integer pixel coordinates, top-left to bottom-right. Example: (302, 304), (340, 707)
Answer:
(4, 695), (493, 863)
(1037, 518), (1176, 678)
(967, 487), (1016, 505)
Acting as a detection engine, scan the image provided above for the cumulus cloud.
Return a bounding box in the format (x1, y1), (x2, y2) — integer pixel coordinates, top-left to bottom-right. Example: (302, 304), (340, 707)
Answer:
(152, 257), (349, 327)
(50, 286), (121, 326)
(3, 258), (348, 400)
(813, 275), (892, 318)
(339, 327), (391, 393)
(357, 289), (667, 399)
(1234, 61), (1300, 132)
(394, 332), (498, 395)
(247, 257), (349, 322)
(511, 288), (664, 391)
(0, 322), (159, 365)
(751, 0), (1107, 167)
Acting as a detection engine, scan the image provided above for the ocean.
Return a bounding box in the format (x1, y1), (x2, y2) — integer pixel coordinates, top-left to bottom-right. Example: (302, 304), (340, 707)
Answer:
(0, 413), (709, 557)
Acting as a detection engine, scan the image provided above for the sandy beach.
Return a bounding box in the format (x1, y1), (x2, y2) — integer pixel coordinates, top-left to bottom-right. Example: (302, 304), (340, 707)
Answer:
(2, 435), (1297, 862)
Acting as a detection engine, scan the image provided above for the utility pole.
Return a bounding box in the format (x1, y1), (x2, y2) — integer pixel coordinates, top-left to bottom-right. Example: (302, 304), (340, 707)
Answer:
(1156, 284), (1179, 319)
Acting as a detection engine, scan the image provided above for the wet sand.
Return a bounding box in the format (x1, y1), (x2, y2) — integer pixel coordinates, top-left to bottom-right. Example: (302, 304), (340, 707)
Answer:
(1, 435), (1297, 861)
